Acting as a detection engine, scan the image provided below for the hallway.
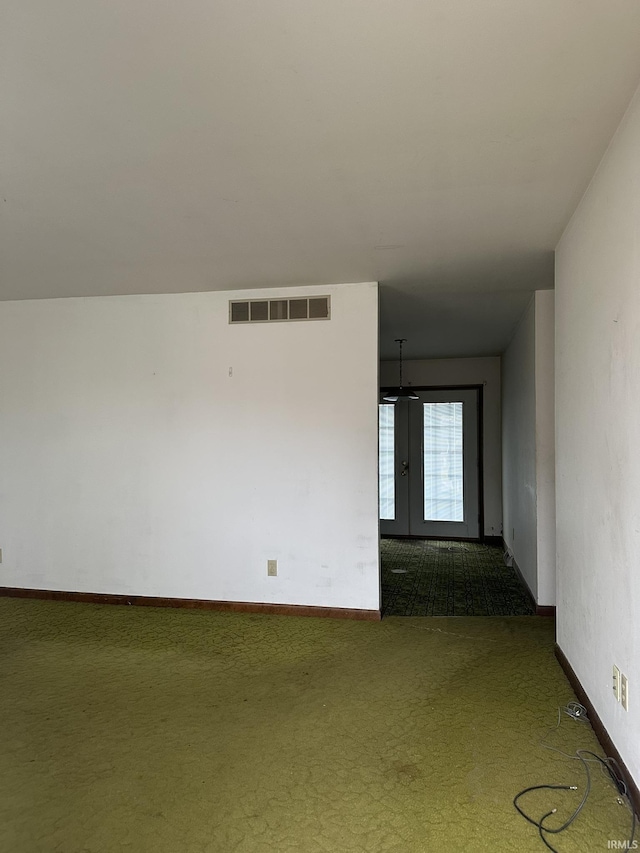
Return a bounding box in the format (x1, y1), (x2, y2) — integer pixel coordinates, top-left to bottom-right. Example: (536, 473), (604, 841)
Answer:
(381, 539), (535, 617)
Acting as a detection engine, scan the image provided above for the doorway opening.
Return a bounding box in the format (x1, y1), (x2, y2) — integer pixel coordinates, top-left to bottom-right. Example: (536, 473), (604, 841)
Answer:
(378, 385), (533, 616)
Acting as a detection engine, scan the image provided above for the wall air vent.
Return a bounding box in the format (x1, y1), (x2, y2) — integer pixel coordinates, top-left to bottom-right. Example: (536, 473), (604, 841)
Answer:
(229, 296), (330, 324)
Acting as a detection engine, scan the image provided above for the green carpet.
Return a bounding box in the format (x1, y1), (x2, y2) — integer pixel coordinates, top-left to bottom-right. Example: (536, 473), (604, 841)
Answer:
(0, 599), (634, 852)
(381, 538), (535, 617)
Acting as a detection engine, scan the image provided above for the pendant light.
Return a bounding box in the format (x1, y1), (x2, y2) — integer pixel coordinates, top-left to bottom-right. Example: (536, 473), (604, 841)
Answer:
(383, 338), (419, 402)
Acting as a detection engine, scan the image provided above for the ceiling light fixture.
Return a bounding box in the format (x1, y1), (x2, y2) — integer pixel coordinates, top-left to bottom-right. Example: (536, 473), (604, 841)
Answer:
(383, 338), (419, 402)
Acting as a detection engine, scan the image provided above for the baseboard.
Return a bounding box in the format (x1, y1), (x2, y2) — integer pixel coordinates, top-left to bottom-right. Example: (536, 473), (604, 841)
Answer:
(509, 554), (537, 612)
(555, 644), (640, 818)
(501, 543), (556, 619)
(381, 534), (480, 542)
(0, 586), (381, 622)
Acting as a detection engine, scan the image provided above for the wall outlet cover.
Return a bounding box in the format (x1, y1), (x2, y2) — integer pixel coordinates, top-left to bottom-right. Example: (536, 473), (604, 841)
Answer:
(613, 665), (621, 702)
(621, 673), (629, 711)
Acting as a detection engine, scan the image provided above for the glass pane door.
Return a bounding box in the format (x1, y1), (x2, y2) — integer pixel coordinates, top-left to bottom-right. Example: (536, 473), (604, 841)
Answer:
(379, 400), (410, 536)
(378, 404), (395, 520)
(379, 388), (479, 539)
(423, 402), (464, 522)
(409, 389), (479, 538)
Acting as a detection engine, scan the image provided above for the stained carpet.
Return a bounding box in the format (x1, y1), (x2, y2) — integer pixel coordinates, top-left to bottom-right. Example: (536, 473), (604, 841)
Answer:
(381, 538), (535, 617)
(0, 598), (635, 852)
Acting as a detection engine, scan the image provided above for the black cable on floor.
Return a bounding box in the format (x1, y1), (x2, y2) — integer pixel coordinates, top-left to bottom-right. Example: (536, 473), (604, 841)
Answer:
(514, 784), (578, 828)
(513, 747), (637, 850)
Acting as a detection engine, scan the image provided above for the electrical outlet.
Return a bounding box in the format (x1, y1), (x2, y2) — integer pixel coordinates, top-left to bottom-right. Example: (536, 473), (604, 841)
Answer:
(0, 548), (2, 563)
(613, 665), (621, 702)
(267, 559), (277, 577)
(621, 673), (629, 711)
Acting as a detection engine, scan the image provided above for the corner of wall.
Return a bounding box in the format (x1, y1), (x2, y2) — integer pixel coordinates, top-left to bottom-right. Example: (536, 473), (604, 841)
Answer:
(534, 290), (556, 607)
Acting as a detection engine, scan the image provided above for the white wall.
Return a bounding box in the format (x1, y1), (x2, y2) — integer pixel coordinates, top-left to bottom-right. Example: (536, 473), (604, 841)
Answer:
(501, 292), (556, 606)
(379, 357), (502, 537)
(0, 282), (380, 611)
(556, 83), (640, 786)
(535, 290), (556, 606)
(502, 299), (538, 595)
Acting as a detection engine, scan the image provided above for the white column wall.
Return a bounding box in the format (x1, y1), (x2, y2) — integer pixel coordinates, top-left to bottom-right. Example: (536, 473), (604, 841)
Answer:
(535, 290), (556, 607)
(502, 298), (538, 597)
(501, 291), (556, 607)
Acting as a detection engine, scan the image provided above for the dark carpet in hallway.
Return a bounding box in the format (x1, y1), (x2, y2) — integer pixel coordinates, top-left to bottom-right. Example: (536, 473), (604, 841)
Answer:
(381, 538), (535, 617)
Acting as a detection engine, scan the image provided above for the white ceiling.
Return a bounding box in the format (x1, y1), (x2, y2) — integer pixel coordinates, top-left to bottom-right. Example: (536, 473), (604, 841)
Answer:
(379, 287), (536, 360)
(4, 1), (640, 358)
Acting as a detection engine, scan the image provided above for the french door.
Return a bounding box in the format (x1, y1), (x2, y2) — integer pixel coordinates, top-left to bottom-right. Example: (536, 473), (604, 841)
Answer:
(379, 388), (480, 538)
